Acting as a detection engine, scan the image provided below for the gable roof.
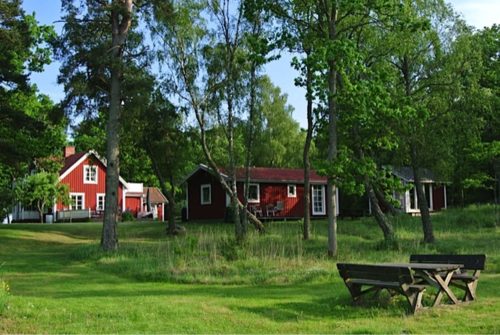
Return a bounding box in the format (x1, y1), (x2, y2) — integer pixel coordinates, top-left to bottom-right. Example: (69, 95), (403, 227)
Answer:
(59, 150), (128, 187)
(60, 152), (86, 176)
(185, 164), (327, 184)
(144, 187), (168, 204)
(391, 167), (436, 183)
(233, 166), (327, 183)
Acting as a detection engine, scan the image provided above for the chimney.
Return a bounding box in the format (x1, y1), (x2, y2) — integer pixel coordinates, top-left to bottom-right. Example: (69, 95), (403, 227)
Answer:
(64, 146), (76, 158)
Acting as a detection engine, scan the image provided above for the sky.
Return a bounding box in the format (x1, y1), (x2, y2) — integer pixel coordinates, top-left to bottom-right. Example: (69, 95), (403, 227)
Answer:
(22, 0), (500, 129)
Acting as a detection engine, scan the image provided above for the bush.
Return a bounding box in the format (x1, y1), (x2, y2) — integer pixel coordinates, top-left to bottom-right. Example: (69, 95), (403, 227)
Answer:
(121, 211), (135, 222)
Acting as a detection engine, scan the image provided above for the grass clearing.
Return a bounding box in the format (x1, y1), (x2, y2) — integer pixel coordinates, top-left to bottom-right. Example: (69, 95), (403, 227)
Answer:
(0, 205), (499, 333)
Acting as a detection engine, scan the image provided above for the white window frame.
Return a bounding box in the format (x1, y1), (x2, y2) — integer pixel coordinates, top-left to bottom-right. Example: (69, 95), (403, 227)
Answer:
(96, 193), (105, 211)
(247, 183), (260, 203)
(200, 184), (212, 205)
(70, 193), (85, 210)
(287, 184), (297, 198)
(311, 185), (326, 215)
(83, 165), (98, 184)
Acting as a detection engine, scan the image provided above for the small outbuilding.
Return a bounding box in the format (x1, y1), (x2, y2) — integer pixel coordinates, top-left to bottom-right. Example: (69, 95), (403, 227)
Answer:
(375, 167), (447, 215)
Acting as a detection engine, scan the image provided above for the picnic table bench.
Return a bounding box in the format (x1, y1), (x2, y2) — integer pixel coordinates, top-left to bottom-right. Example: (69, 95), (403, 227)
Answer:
(337, 263), (427, 313)
(410, 254), (486, 302)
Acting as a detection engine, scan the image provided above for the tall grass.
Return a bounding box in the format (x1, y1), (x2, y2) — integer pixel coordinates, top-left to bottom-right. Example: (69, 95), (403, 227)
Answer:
(0, 262), (9, 315)
(68, 205), (499, 285)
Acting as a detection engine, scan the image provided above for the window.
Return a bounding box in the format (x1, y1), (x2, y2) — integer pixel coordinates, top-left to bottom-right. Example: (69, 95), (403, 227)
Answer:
(287, 184), (297, 198)
(409, 186), (417, 210)
(84, 165), (98, 184)
(424, 184), (433, 209)
(70, 193), (85, 210)
(96, 194), (105, 211)
(247, 184), (260, 203)
(311, 185), (326, 215)
(201, 184), (211, 205)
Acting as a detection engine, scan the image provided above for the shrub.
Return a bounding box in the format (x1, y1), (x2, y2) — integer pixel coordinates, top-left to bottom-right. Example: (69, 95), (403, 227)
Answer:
(121, 211), (135, 222)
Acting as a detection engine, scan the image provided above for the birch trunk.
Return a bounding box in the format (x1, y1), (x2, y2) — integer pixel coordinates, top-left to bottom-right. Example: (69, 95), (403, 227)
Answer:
(303, 54), (313, 240)
(325, 1), (338, 257)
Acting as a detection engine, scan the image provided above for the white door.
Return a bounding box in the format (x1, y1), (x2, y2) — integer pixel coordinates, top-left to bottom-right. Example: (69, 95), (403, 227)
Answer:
(312, 185), (326, 215)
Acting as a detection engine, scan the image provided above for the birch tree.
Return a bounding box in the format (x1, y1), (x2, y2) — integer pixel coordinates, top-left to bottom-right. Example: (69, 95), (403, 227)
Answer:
(151, 0), (265, 238)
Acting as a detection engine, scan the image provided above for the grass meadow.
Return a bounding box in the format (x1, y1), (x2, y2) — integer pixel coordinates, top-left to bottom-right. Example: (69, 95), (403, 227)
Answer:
(0, 205), (499, 333)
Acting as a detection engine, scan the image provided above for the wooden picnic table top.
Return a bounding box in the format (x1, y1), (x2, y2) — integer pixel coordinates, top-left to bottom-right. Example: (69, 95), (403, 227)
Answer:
(374, 262), (463, 271)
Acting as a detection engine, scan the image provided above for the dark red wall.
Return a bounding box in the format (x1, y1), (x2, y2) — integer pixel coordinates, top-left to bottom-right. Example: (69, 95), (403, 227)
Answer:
(433, 185), (446, 210)
(187, 169), (227, 220)
(244, 183), (304, 217)
(187, 168), (326, 220)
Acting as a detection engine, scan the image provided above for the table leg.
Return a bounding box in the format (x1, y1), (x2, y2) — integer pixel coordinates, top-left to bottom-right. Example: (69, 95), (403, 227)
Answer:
(433, 271), (460, 306)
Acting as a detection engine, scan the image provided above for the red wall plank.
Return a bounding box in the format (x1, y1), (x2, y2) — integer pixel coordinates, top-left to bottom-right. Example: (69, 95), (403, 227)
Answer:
(433, 185), (445, 210)
(57, 156), (123, 212)
(187, 168), (327, 220)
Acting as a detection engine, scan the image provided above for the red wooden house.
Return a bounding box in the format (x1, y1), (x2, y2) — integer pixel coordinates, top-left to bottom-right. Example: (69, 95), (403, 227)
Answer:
(184, 164), (338, 221)
(11, 146), (167, 222)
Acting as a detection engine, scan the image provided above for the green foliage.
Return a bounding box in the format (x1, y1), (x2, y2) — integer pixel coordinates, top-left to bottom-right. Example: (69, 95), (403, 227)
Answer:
(14, 172), (69, 222)
(0, 0), (65, 177)
(0, 0), (65, 223)
(0, 166), (14, 221)
(251, 76), (305, 168)
(56, 0), (148, 117)
(121, 211), (135, 222)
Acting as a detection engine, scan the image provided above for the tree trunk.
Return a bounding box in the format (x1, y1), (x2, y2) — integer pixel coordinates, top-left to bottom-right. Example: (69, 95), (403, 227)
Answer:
(101, 0), (133, 251)
(326, 3), (339, 257)
(411, 145), (435, 243)
(365, 179), (395, 242)
(38, 203), (44, 224)
(147, 147), (177, 235)
(165, 191), (176, 234)
(303, 54), (313, 240)
(180, 59), (264, 234)
(494, 159), (500, 227)
(193, 107), (264, 233)
(242, 54), (258, 232)
(374, 186), (401, 215)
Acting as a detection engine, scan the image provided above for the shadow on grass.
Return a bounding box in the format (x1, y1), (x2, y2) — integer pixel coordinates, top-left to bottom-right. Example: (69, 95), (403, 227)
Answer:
(9, 269), (414, 320)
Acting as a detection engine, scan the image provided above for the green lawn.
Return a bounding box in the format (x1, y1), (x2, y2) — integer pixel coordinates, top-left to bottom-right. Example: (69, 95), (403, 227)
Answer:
(0, 206), (499, 333)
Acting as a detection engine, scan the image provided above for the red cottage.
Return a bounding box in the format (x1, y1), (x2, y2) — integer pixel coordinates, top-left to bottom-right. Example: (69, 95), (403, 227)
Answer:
(184, 164), (338, 221)
(11, 146), (167, 222)
(57, 147), (167, 221)
(56, 147), (126, 220)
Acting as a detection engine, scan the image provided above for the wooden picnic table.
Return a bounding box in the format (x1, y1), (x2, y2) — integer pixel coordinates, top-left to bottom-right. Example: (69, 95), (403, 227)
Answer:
(375, 262), (463, 306)
(410, 254), (486, 302)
